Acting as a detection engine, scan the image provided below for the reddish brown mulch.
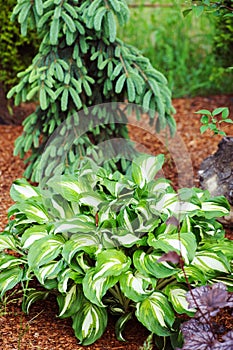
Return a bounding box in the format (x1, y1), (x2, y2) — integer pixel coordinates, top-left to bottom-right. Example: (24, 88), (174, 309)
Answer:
(0, 94), (233, 349)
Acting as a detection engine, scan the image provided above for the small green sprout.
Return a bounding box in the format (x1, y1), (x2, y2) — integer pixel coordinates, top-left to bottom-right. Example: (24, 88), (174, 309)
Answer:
(196, 107), (233, 136)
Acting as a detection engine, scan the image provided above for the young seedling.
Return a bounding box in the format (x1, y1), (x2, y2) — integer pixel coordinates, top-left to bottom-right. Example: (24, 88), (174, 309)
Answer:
(196, 107), (233, 136)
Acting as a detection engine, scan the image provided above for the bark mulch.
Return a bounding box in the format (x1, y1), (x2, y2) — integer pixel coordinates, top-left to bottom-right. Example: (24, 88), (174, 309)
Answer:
(0, 94), (233, 349)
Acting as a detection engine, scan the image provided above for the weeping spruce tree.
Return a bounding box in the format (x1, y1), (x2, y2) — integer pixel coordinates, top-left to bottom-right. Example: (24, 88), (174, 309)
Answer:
(7, 0), (175, 181)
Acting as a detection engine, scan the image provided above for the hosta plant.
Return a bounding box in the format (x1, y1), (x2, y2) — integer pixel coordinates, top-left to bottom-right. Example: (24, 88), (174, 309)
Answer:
(7, 0), (175, 181)
(0, 154), (233, 347)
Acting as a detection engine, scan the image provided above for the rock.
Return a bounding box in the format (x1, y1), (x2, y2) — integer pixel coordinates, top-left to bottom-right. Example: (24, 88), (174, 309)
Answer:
(199, 137), (233, 226)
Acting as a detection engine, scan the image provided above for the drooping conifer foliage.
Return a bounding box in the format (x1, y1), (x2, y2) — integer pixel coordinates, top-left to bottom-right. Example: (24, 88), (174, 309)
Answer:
(7, 0), (175, 181)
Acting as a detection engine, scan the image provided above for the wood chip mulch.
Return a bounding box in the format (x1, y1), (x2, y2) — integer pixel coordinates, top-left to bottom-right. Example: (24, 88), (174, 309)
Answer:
(0, 94), (233, 349)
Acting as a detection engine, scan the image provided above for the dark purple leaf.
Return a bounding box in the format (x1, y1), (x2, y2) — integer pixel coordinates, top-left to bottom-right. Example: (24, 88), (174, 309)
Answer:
(181, 331), (218, 350)
(166, 216), (179, 227)
(186, 283), (228, 312)
(181, 318), (211, 337)
(157, 250), (181, 264)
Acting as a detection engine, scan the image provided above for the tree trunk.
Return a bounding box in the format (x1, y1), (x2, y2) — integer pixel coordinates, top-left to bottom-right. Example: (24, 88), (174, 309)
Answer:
(199, 137), (233, 225)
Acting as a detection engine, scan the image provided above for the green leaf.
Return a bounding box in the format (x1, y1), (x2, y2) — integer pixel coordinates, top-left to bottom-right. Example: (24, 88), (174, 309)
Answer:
(39, 87), (48, 110)
(94, 6), (107, 31)
(192, 5), (204, 17)
(10, 179), (39, 201)
(54, 217), (96, 235)
(200, 125), (209, 134)
(126, 77), (135, 102)
(28, 235), (65, 269)
(212, 107), (228, 116)
(72, 300), (108, 345)
(22, 290), (49, 314)
(131, 154), (164, 188)
(195, 109), (211, 115)
(115, 312), (133, 341)
(34, 260), (64, 285)
(47, 175), (92, 202)
(58, 284), (79, 318)
(119, 270), (153, 302)
(83, 269), (118, 307)
(21, 225), (49, 249)
(136, 292), (174, 336)
(148, 232), (197, 264)
(192, 251), (230, 274)
(16, 202), (49, 224)
(107, 11), (116, 42)
(0, 267), (24, 298)
(34, 0), (43, 16)
(221, 108), (230, 119)
(0, 234), (17, 251)
(165, 285), (195, 316)
(200, 115), (209, 124)
(201, 196), (230, 218)
(115, 74), (126, 93)
(94, 249), (131, 280)
(0, 255), (25, 270)
(50, 17), (60, 45)
(58, 268), (83, 293)
(62, 233), (100, 263)
(133, 250), (179, 279)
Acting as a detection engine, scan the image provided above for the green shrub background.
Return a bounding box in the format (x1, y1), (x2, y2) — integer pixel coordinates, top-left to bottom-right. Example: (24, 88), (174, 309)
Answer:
(0, 0), (39, 91)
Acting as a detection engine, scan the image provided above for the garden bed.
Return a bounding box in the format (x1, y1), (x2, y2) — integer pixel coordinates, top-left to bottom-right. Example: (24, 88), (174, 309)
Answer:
(0, 94), (233, 349)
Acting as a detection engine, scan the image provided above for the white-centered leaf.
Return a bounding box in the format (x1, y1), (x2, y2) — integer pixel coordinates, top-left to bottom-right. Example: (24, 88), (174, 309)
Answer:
(136, 291), (174, 336)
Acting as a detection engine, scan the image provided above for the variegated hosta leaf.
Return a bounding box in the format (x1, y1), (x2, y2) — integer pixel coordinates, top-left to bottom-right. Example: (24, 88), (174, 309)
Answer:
(165, 285), (195, 316)
(148, 232), (197, 265)
(78, 191), (104, 209)
(0, 267), (24, 297)
(57, 284), (82, 318)
(47, 175), (92, 202)
(0, 234), (17, 251)
(115, 312), (133, 341)
(110, 231), (146, 248)
(58, 268), (83, 293)
(156, 194), (200, 217)
(62, 233), (100, 264)
(82, 268), (118, 307)
(94, 249), (131, 280)
(201, 241), (233, 259)
(101, 177), (132, 197)
(10, 178), (40, 202)
(0, 254), (25, 270)
(34, 260), (65, 285)
(201, 196), (230, 219)
(117, 205), (138, 233)
(131, 154), (164, 188)
(72, 300), (108, 345)
(176, 266), (207, 285)
(54, 216), (96, 235)
(119, 270), (154, 302)
(136, 291), (175, 336)
(21, 225), (49, 249)
(133, 250), (179, 278)
(28, 235), (65, 269)
(191, 251), (230, 274)
(49, 195), (75, 219)
(22, 290), (50, 314)
(16, 201), (49, 224)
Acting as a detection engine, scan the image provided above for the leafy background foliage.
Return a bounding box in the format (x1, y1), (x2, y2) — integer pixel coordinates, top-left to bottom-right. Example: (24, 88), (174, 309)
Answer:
(0, 0), (39, 91)
(0, 155), (232, 346)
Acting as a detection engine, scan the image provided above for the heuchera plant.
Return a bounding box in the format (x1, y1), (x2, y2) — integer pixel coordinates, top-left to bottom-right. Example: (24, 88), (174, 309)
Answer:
(178, 283), (233, 350)
(0, 154), (232, 346)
